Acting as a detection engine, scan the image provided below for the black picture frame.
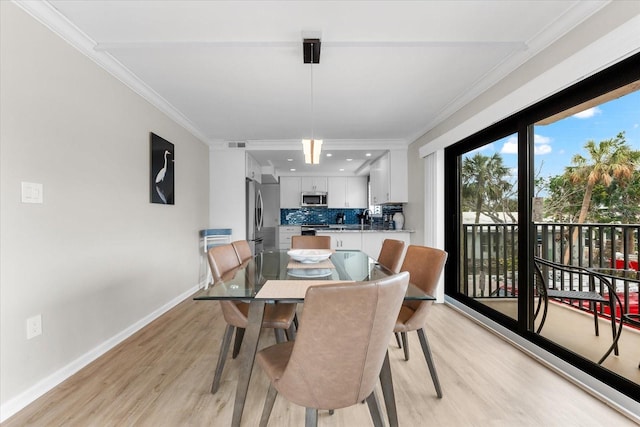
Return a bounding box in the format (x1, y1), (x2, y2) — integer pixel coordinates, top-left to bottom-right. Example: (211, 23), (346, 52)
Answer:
(150, 133), (175, 205)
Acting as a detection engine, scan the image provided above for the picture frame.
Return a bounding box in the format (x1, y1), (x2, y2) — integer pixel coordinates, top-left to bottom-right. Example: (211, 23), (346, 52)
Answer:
(150, 132), (175, 205)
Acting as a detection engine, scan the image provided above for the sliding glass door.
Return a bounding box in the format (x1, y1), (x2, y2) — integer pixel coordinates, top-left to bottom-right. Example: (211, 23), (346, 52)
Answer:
(458, 134), (519, 321)
(444, 53), (640, 401)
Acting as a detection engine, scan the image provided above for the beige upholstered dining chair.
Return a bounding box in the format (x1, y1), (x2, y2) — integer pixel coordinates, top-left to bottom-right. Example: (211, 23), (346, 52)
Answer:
(377, 238), (405, 273)
(207, 244), (297, 394)
(290, 235), (331, 249)
(231, 239), (253, 263)
(393, 245), (447, 398)
(256, 272), (410, 427)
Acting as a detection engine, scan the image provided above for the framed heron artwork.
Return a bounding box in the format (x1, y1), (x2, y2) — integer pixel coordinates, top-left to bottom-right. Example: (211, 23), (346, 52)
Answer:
(150, 133), (175, 205)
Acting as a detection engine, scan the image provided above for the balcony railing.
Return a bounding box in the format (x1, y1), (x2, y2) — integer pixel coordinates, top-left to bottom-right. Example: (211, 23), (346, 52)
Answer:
(462, 222), (639, 323)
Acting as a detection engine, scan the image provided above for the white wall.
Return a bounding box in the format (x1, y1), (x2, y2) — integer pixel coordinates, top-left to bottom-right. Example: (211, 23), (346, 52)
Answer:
(209, 149), (246, 242)
(0, 2), (209, 418)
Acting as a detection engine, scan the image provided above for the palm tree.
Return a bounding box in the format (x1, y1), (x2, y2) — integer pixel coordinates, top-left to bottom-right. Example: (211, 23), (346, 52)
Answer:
(563, 132), (640, 263)
(462, 152), (513, 223)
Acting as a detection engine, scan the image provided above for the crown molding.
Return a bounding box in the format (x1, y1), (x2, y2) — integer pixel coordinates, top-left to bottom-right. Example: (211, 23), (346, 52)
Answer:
(12, 0), (209, 144)
(407, 0), (610, 145)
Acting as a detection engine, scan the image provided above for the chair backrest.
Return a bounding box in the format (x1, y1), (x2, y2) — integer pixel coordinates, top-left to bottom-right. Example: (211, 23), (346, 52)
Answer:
(207, 244), (241, 282)
(207, 244), (247, 327)
(291, 235), (331, 249)
(377, 239), (406, 273)
(273, 272), (409, 410)
(231, 240), (253, 263)
(400, 245), (447, 316)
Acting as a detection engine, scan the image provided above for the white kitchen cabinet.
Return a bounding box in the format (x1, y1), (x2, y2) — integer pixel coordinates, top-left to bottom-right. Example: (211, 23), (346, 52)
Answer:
(280, 177), (301, 208)
(369, 150), (408, 204)
(300, 176), (327, 192)
(370, 152), (388, 205)
(245, 153), (262, 183)
(279, 225), (301, 249)
(327, 176), (367, 209)
(361, 232), (411, 260)
(317, 231), (362, 250)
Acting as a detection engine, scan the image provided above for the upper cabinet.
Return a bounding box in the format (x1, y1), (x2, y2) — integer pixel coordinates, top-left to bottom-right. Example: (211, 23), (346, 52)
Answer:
(370, 150), (408, 204)
(328, 176), (367, 209)
(280, 177), (301, 208)
(300, 176), (327, 192)
(245, 153), (262, 183)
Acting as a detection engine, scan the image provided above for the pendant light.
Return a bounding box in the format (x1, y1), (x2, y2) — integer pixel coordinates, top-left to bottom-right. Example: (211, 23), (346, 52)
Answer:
(302, 38), (322, 164)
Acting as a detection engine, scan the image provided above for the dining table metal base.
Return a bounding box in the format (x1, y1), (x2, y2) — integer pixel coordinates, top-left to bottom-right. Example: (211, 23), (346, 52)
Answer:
(231, 300), (266, 427)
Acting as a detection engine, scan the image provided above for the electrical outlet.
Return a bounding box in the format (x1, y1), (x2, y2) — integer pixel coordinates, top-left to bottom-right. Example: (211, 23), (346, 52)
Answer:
(27, 314), (42, 339)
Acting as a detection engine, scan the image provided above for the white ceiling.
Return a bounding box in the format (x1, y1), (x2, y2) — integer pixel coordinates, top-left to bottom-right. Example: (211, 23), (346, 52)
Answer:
(24, 0), (607, 176)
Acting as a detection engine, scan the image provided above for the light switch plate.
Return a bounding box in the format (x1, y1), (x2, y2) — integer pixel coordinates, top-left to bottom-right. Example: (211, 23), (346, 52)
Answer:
(21, 182), (43, 204)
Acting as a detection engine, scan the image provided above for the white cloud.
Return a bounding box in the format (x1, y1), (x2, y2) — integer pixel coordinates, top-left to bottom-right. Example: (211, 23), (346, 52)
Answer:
(535, 144), (552, 155)
(534, 133), (552, 155)
(572, 107), (601, 119)
(535, 134), (551, 144)
(500, 136), (518, 154)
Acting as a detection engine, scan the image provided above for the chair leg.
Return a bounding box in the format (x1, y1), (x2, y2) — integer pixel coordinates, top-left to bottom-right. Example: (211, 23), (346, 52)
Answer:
(417, 328), (443, 398)
(535, 294), (550, 334)
(608, 300), (619, 356)
(286, 323), (297, 341)
(365, 391), (385, 427)
(259, 384), (278, 427)
(232, 327), (245, 359)
(591, 301), (600, 336)
(394, 332), (402, 348)
(305, 408), (318, 427)
(274, 328), (286, 344)
(211, 324), (234, 394)
(401, 332), (409, 361)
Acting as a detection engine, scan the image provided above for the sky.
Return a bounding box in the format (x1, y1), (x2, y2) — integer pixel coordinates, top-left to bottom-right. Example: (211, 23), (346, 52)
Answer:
(468, 89), (640, 183)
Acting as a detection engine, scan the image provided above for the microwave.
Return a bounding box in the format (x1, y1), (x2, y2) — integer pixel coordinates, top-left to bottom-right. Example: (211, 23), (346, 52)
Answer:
(301, 192), (328, 207)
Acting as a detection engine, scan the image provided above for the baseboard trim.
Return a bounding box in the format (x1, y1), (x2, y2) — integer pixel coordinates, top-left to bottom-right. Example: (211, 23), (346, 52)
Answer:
(0, 285), (200, 423)
(444, 297), (640, 423)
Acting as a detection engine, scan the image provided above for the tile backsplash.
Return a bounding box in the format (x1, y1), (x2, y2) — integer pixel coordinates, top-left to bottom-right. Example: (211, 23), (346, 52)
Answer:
(281, 205), (404, 226)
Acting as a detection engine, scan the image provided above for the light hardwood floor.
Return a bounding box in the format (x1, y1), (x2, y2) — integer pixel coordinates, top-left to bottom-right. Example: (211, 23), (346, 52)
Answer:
(2, 295), (638, 426)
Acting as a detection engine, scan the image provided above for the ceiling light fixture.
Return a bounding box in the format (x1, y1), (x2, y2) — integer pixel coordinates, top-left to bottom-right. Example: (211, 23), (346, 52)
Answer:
(302, 37), (322, 164)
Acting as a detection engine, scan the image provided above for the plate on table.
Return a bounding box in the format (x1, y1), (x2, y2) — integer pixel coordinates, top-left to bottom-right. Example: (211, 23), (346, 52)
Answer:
(287, 249), (332, 263)
(288, 268), (333, 278)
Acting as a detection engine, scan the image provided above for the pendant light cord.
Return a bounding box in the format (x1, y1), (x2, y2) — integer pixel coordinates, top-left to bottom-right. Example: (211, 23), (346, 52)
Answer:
(310, 44), (315, 141)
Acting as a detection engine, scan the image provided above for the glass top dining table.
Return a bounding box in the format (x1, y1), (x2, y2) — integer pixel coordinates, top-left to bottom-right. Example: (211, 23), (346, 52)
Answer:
(193, 249), (435, 427)
(195, 249), (434, 302)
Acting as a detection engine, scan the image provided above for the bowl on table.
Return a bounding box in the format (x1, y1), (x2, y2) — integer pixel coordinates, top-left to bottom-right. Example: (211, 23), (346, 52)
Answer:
(287, 249), (332, 264)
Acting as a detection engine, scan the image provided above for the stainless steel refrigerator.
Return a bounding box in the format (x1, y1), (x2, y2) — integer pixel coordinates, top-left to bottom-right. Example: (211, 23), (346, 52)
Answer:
(246, 178), (264, 255)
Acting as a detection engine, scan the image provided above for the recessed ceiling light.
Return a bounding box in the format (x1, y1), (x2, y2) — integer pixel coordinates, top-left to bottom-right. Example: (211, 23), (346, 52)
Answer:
(326, 153), (332, 157)
(339, 168), (345, 171)
(290, 168), (296, 172)
(287, 158), (293, 162)
(365, 153), (372, 157)
(346, 158), (353, 162)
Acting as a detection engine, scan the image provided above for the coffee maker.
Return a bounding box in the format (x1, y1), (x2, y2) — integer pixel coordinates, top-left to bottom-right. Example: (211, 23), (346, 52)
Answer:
(336, 212), (345, 224)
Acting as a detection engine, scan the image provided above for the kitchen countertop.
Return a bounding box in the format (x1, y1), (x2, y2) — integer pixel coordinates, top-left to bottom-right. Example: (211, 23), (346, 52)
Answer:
(279, 224), (413, 233)
(317, 228), (414, 233)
